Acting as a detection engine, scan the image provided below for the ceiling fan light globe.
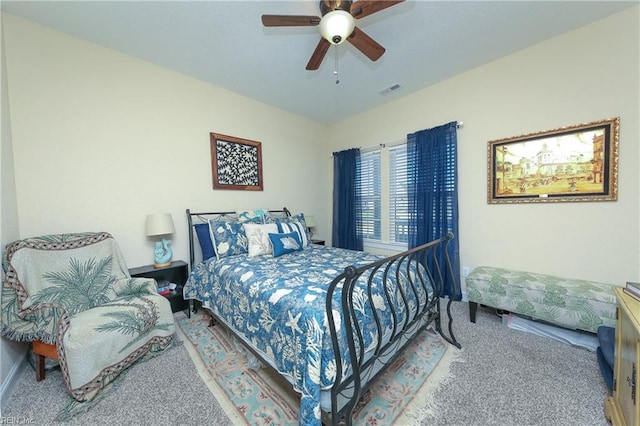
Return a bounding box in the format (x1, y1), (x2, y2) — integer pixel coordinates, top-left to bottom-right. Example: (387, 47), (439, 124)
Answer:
(319, 10), (354, 45)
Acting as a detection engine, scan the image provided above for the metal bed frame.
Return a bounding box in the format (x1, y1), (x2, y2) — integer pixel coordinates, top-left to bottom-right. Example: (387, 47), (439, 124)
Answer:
(185, 208), (460, 425)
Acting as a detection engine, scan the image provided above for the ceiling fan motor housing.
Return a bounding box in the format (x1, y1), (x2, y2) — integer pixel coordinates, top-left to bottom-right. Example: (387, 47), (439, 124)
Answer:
(319, 0), (355, 45)
(320, 0), (353, 16)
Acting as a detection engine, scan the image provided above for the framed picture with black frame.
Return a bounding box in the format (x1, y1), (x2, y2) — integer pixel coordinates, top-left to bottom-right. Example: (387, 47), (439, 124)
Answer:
(210, 133), (263, 191)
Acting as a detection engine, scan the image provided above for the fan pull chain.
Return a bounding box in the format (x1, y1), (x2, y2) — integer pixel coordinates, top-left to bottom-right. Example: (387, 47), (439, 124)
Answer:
(333, 45), (340, 85)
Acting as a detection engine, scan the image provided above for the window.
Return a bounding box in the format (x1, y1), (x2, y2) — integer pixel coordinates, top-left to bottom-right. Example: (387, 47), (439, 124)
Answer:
(356, 150), (381, 240)
(355, 143), (409, 249)
(389, 144), (408, 243)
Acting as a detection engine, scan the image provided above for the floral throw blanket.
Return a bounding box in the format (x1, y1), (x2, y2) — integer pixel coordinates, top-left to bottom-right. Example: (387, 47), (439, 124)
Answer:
(1, 232), (175, 402)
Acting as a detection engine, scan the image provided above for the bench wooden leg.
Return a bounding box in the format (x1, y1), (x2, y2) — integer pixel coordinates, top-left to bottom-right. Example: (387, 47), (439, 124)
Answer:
(469, 301), (478, 323)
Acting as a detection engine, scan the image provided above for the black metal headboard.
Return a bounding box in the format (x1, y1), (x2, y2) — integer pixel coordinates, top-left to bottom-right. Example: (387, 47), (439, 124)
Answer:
(185, 208), (291, 269)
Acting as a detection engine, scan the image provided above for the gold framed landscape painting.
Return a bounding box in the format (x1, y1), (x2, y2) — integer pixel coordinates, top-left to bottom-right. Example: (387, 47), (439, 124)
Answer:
(487, 117), (619, 204)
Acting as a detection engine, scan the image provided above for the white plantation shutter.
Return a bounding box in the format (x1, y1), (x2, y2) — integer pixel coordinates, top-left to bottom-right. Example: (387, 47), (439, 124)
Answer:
(442, 139), (458, 236)
(356, 150), (381, 240)
(389, 144), (408, 243)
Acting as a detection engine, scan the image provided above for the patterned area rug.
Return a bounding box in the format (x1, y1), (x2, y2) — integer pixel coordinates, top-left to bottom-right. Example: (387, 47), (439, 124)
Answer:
(174, 310), (461, 425)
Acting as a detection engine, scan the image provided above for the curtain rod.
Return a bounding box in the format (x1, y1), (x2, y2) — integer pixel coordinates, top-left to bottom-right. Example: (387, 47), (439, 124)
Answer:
(357, 121), (464, 153)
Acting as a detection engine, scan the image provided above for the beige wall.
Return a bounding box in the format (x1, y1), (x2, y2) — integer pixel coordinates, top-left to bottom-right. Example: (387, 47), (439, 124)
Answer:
(327, 6), (640, 287)
(2, 13), (330, 269)
(1, 15), (27, 414)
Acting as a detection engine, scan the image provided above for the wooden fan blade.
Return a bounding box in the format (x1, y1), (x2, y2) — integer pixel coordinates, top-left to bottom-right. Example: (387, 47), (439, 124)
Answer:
(348, 26), (385, 61)
(261, 15), (321, 27)
(306, 38), (331, 70)
(350, 1), (404, 19)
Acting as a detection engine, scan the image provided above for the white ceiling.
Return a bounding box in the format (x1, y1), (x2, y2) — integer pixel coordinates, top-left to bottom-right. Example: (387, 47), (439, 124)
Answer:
(2, 1), (636, 124)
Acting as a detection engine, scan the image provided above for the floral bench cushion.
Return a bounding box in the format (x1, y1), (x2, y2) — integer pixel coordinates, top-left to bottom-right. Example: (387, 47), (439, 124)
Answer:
(466, 266), (617, 333)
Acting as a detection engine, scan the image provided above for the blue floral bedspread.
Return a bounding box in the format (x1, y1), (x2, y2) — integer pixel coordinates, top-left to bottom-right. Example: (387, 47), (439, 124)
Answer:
(183, 245), (427, 425)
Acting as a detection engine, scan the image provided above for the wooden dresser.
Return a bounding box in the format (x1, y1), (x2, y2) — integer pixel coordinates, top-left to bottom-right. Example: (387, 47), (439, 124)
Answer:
(605, 287), (640, 425)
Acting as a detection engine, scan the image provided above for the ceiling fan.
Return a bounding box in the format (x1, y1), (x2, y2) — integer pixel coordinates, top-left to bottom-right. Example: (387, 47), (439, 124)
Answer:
(262, 0), (405, 70)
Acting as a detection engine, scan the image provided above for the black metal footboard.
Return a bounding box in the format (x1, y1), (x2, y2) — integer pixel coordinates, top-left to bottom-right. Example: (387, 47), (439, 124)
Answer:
(325, 233), (461, 426)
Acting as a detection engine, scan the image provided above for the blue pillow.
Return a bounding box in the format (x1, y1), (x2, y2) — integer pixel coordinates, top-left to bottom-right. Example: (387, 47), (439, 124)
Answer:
(208, 220), (248, 259)
(268, 232), (303, 257)
(194, 223), (215, 261)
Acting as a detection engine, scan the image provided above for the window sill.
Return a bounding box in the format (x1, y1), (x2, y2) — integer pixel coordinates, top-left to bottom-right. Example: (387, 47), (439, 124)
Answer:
(363, 240), (408, 254)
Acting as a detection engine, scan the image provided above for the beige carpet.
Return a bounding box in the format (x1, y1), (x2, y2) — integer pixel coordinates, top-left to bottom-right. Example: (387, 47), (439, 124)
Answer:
(2, 301), (610, 425)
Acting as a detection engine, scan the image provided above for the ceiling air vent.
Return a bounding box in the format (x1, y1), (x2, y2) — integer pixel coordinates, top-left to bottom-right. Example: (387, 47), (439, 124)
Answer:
(379, 83), (402, 95)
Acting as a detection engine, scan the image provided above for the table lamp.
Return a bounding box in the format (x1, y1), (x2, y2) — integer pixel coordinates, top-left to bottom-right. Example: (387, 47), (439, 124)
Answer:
(145, 213), (175, 268)
(305, 215), (317, 238)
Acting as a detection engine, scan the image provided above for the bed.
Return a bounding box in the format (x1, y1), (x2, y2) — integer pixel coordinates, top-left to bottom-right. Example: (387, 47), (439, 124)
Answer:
(183, 208), (460, 425)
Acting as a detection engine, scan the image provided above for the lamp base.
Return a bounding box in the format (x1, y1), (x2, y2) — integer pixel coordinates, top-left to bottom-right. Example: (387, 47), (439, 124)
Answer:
(153, 261), (172, 269)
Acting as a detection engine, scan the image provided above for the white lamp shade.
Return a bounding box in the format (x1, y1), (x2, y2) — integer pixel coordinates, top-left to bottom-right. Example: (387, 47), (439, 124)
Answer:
(319, 10), (355, 45)
(145, 213), (175, 237)
(305, 215), (317, 228)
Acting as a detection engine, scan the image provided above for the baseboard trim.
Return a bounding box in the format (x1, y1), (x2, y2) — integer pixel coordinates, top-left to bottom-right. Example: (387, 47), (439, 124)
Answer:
(0, 351), (27, 416)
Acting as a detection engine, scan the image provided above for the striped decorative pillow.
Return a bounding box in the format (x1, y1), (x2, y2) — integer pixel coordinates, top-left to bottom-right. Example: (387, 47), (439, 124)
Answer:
(276, 220), (308, 247)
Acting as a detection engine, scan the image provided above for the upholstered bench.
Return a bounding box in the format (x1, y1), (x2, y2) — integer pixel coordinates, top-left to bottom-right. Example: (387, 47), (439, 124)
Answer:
(465, 266), (617, 333)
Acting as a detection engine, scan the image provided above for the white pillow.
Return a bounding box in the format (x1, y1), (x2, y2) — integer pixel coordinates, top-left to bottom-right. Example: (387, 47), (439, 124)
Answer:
(242, 223), (278, 256)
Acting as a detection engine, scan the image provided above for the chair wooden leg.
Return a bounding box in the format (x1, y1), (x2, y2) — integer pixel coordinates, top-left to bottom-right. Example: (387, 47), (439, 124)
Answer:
(32, 340), (58, 382)
(35, 352), (45, 381)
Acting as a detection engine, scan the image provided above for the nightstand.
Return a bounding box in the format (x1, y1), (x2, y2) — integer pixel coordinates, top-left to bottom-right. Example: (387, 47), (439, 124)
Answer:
(311, 239), (325, 246)
(129, 260), (189, 315)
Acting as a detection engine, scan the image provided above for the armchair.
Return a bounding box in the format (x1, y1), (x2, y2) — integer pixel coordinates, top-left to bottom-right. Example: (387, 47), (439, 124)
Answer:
(1, 232), (175, 402)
